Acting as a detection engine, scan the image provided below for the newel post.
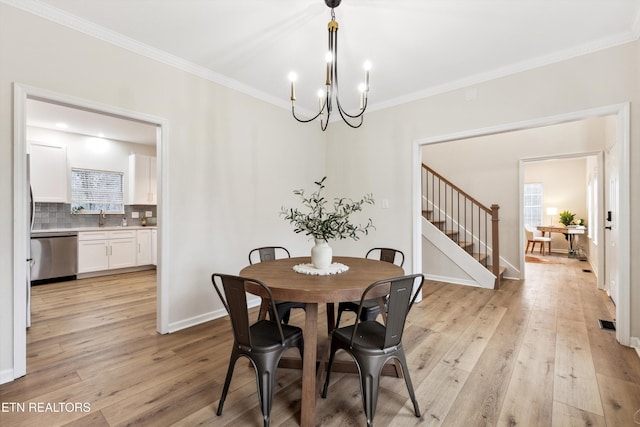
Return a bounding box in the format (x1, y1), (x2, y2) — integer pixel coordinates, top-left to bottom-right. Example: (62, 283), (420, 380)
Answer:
(491, 204), (500, 289)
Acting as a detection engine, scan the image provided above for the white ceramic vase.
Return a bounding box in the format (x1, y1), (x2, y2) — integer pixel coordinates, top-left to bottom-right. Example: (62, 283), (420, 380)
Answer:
(311, 239), (332, 269)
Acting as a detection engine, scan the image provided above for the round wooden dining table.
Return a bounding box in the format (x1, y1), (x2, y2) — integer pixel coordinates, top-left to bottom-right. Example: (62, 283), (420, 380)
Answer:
(240, 256), (404, 427)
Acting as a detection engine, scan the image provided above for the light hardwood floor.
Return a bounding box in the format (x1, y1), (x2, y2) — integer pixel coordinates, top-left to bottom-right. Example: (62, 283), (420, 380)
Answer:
(1, 255), (640, 426)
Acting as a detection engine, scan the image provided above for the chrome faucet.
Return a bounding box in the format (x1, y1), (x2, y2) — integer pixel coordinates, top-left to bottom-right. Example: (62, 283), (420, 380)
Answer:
(98, 210), (106, 227)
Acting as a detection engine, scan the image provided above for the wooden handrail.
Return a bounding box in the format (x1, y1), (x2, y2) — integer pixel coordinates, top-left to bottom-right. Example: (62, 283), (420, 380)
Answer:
(422, 163), (501, 288)
(422, 163), (492, 214)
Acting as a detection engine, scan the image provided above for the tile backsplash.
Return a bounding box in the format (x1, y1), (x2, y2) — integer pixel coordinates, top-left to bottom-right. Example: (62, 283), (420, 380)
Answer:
(33, 203), (156, 229)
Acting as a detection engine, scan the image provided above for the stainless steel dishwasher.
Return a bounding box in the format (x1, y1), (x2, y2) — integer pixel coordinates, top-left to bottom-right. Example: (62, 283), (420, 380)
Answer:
(30, 231), (78, 284)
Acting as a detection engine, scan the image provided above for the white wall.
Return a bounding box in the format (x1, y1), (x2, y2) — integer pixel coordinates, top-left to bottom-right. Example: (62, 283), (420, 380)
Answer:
(326, 42), (639, 339)
(0, 4), (325, 379)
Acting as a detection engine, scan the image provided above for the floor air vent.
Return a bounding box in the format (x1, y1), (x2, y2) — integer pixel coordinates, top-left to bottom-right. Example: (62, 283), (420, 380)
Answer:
(598, 320), (616, 331)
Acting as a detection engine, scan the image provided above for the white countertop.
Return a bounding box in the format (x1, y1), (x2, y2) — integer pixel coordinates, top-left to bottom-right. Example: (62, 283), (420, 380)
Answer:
(31, 226), (157, 234)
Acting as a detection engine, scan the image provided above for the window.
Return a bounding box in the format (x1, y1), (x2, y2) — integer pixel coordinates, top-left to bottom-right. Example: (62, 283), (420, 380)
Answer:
(524, 183), (543, 227)
(71, 168), (124, 214)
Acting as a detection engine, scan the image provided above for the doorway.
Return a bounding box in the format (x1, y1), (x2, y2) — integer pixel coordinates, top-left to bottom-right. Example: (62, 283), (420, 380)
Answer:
(12, 84), (169, 379)
(521, 152), (602, 287)
(413, 103), (631, 346)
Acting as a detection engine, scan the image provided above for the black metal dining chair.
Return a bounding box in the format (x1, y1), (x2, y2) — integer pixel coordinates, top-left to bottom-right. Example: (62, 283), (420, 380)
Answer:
(212, 273), (304, 427)
(322, 273), (424, 427)
(335, 247), (405, 328)
(249, 246), (306, 324)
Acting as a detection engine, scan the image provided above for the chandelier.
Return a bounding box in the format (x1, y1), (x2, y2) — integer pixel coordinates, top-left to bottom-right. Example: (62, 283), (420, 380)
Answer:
(288, 0), (371, 131)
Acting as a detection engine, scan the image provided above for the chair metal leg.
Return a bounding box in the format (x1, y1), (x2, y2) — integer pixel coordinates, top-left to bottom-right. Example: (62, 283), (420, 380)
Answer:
(321, 341), (339, 398)
(256, 369), (274, 427)
(357, 355), (385, 427)
(217, 351), (239, 416)
(253, 349), (287, 427)
(280, 309), (291, 324)
(395, 352), (421, 417)
(335, 309), (344, 329)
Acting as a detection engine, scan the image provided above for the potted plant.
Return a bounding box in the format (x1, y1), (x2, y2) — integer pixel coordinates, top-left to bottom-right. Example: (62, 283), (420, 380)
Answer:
(281, 177), (375, 269)
(559, 210), (576, 226)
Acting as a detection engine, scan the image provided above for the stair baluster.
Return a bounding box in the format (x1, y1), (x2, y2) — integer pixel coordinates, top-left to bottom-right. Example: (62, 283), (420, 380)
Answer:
(422, 163), (502, 288)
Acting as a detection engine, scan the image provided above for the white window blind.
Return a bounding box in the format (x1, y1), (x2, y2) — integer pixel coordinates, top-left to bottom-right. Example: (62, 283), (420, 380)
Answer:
(71, 168), (124, 213)
(524, 183), (543, 227)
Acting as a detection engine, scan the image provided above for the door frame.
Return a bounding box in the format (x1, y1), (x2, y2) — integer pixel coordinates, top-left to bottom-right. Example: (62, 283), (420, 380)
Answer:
(12, 83), (171, 379)
(604, 142), (619, 304)
(519, 151), (604, 287)
(412, 102), (631, 346)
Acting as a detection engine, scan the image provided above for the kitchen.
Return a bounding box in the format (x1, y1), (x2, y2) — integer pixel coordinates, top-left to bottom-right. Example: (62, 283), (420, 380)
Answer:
(27, 98), (159, 324)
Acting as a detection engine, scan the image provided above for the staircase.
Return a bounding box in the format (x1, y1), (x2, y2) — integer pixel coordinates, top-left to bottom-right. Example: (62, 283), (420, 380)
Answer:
(422, 163), (505, 289)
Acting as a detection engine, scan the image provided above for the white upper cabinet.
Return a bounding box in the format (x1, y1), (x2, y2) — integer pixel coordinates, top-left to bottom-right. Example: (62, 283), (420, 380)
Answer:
(30, 142), (68, 203)
(129, 154), (157, 205)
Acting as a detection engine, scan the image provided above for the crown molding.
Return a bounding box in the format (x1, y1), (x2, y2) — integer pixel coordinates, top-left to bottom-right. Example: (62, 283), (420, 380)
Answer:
(1, 0), (290, 111)
(4, 0), (640, 115)
(633, 6), (640, 39)
(370, 29), (640, 113)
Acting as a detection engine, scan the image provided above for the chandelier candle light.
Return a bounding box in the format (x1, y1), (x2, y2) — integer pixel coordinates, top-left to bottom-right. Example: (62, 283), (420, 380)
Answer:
(289, 0), (371, 130)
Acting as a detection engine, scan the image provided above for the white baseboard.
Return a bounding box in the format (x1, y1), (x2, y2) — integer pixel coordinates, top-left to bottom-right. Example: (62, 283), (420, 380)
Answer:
(424, 273), (488, 289)
(167, 308), (227, 333)
(166, 298), (262, 333)
(0, 368), (16, 385)
(77, 265), (155, 280)
(631, 336), (640, 359)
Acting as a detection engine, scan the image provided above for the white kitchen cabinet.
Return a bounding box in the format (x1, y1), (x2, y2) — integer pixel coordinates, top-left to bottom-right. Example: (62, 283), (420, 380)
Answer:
(136, 229), (152, 266)
(109, 236), (137, 269)
(151, 229), (158, 266)
(78, 239), (109, 273)
(129, 154), (157, 205)
(78, 230), (137, 273)
(30, 142), (68, 203)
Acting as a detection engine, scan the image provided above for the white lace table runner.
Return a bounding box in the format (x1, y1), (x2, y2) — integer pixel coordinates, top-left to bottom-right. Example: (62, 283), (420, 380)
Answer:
(293, 262), (349, 275)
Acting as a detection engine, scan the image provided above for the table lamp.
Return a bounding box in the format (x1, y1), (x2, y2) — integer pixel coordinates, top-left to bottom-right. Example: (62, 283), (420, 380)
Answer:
(546, 207), (558, 225)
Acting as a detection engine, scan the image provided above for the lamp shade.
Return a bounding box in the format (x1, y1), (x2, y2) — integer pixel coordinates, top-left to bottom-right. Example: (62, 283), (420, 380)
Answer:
(546, 207), (558, 215)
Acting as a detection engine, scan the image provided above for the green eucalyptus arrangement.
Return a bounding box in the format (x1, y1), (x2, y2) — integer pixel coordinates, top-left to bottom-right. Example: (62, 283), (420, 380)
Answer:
(280, 177), (375, 241)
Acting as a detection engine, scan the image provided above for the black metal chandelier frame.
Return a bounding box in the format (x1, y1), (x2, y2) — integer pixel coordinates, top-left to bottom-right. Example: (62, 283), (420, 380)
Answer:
(289, 0), (370, 131)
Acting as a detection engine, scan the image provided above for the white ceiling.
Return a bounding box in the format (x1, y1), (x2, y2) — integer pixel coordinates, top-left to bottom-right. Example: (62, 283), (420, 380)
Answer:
(18, 0), (640, 139)
(27, 99), (158, 145)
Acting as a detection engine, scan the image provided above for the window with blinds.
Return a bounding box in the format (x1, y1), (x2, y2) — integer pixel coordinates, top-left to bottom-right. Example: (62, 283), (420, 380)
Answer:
(71, 168), (124, 214)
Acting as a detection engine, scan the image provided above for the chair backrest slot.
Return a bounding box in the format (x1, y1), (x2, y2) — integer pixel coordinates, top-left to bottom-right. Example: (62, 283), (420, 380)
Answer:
(353, 274), (424, 349)
(259, 248), (276, 261)
(383, 277), (415, 348)
(249, 246), (291, 265)
(212, 273), (286, 348)
(366, 247), (405, 267)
